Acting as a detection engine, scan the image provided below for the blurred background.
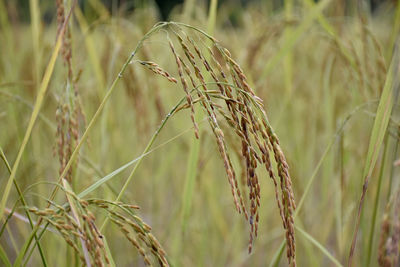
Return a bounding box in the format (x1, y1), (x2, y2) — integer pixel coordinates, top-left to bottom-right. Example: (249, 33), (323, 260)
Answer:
(0, 0), (399, 266)
(3, 0), (398, 23)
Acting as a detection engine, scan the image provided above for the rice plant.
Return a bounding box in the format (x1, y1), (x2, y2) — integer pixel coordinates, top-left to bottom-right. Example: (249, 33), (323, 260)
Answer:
(0, 0), (399, 266)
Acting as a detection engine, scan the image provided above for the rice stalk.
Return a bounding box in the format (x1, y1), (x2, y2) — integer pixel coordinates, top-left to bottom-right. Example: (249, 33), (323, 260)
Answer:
(0, 0), (77, 234)
(348, 39), (400, 266)
(0, 147), (48, 266)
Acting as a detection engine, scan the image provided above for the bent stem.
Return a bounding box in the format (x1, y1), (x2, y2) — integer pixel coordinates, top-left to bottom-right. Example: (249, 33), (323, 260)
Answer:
(0, 148), (48, 266)
(0, 0), (77, 222)
(99, 80), (242, 230)
(348, 42), (398, 267)
(47, 21), (168, 205)
(365, 136), (389, 267)
(18, 21), (168, 264)
(100, 94), (187, 231)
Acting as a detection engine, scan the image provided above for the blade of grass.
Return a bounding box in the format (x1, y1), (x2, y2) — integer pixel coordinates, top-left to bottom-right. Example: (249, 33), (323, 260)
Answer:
(98, 81), (239, 231)
(0, 90), (116, 193)
(295, 218), (322, 266)
(102, 237), (116, 267)
(20, 75), (199, 262)
(46, 21), (167, 205)
(13, 226), (40, 267)
(21, 105), (208, 265)
(0, 243), (11, 267)
(0, 147), (48, 266)
(0, 202), (20, 238)
(17, 26), (170, 260)
(6, 3), (79, 264)
(295, 226), (343, 267)
(0, 0), (77, 221)
(4, 224), (18, 259)
(365, 136), (390, 267)
(100, 94), (188, 231)
(78, 90), (194, 200)
(348, 41), (400, 266)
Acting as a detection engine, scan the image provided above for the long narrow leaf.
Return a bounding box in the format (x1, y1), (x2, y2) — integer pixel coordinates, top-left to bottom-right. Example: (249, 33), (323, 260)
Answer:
(0, 244), (11, 267)
(348, 40), (400, 266)
(0, 147), (48, 266)
(0, 0), (77, 221)
(296, 226), (343, 267)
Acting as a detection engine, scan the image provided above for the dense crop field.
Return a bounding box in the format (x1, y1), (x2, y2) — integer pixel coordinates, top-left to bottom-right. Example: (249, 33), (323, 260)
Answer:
(0, 0), (399, 266)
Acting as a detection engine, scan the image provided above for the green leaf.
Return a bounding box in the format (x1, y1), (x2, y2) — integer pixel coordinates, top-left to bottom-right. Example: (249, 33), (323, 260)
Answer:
(296, 226), (343, 267)
(348, 40), (399, 265)
(0, 244), (12, 267)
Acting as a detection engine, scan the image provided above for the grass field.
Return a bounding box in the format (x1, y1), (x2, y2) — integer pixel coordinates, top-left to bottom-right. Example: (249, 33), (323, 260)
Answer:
(0, 0), (400, 266)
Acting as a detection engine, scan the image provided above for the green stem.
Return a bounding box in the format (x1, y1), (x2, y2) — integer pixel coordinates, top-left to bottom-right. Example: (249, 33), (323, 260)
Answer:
(21, 80), (239, 262)
(0, 0), (77, 222)
(296, 226), (343, 267)
(100, 95), (186, 231)
(0, 148), (48, 267)
(366, 136), (389, 267)
(17, 21), (168, 265)
(47, 22), (168, 203)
